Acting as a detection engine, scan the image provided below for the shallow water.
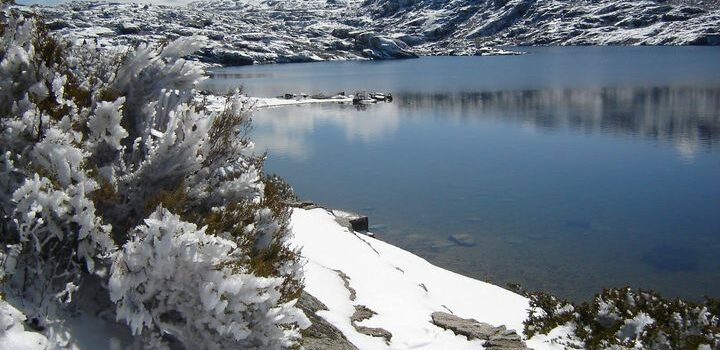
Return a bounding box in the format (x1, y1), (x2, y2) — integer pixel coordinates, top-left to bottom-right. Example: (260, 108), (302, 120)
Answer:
(205, 46), (720, 302)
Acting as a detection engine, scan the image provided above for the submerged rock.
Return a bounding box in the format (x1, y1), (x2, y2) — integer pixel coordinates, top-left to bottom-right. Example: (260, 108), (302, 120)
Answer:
(448, 233), (476, 247)
(430, 240), (456, 251)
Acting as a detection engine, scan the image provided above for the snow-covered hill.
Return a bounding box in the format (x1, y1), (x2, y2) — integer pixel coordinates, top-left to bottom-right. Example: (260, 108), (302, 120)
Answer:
(27, 0), (720, 65)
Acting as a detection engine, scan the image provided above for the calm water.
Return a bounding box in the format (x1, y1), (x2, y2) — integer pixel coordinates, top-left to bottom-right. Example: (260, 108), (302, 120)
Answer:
(205, 47), (720, 302)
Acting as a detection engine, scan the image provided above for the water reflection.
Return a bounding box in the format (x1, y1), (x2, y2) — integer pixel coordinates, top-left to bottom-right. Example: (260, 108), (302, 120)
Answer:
(397, 87), (720, 146)
(256, 86), (720, 162)
(254, 103), (399, 159)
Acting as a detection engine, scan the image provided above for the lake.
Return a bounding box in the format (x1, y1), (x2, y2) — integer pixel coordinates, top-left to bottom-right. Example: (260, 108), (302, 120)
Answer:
(204, 46), (720, 302)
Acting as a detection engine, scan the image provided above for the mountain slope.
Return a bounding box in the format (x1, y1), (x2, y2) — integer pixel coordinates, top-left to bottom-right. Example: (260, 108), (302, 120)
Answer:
(30, 0), (720, 65)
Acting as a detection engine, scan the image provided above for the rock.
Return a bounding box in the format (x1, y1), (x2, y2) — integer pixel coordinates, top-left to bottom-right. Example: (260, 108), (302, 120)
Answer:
(331, 28), (352, 39)
(117, 22), (141, 35)
(351, 305), (376, 323)
(430, 312), (497, 341)
(349, 216), (369, 232)
(298, 292), (359, 350)
(286, 200), (321, 210)
(430, 312), (531, 350)
(332, 210), (369, 232)
(395, 34), (426, 46)
(355, 325), (393, 343)
(46, 20), (71, 30)
(354, 32), (418, 59)
(202, 49), (254, 66)
(448, 233), (476, 247)
(430, 240), (455, 251)
(351, 305), (392, 343)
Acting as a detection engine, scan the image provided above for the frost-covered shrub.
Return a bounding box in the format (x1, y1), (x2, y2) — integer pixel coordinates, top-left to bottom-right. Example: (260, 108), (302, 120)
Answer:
(1, 4), (306, 349)
(523, 287), (720, 349)
(110, 207), (309, 350)
(0, 5), (115, 320)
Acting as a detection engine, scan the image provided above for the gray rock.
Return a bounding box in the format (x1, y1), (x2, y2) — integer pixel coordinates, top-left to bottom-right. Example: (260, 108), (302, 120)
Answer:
(351, 305), (392, 343)
(430, 312), (531, 349)
(298, 292), (359, 350)
(354, 32), (418, 59)
(286, 200), (321, 210)
(333, 210), (369, 232)
(202, 49), (254, 66)
(448, 233), (476, 247)
(430, 312), (497, 341)
(351, 305), (376, 323)
(355, 325), (393, 343)
(117, 22), (141, 35)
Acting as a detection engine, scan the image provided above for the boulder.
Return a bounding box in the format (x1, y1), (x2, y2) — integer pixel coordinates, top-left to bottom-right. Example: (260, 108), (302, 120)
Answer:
(354, 32), (418, 59)
(430, 312), (530, 349)
(298, 292), (359, 350)
(333, 210), (369, 232)
(117, 22), (141, 35)
(202, 49), (254, 66)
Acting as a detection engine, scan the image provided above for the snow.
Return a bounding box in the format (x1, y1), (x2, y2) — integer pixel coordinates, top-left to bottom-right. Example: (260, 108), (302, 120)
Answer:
(29, 0), (718, 66)
(291, 207), (568, 350)
(0, 299), (49, 350)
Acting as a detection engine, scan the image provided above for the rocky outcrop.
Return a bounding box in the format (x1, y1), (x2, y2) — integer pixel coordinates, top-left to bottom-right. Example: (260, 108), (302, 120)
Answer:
(351, 305), (393, 343)
(298, 292), (359, 350)
(430, 312), (531, 350)
(332, 210), (370, 232)
(201, 49), (254, 66)
(33, 0), (720, 66)
(354, 32), (419, 59)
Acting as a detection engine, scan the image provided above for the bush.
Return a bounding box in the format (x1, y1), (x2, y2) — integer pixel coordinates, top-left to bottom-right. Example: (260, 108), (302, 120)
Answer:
(523, 287), (720, 349)
(0, 4), (307, 349)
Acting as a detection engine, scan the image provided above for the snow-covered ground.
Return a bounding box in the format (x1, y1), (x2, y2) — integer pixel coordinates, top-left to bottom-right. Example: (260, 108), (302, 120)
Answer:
(1, 206), (569, 350)
(291, 207), (567, 350)
(26, 0), (720, 66)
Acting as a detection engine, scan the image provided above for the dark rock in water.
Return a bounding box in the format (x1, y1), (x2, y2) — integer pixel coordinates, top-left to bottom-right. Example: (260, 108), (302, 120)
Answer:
(642, 244), (699, 272)
(431, 240), (456, 251)
(298, 292), (358, 350)
(448, 233), (476, 247)
(430, 312), (530, 349)
(565, 220), (591, 230)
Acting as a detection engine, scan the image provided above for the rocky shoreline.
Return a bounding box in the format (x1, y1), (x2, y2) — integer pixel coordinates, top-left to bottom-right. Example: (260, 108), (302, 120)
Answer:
(25, 0), (720, 67)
